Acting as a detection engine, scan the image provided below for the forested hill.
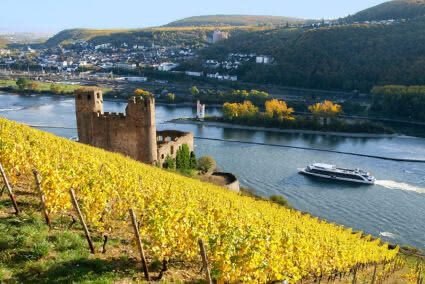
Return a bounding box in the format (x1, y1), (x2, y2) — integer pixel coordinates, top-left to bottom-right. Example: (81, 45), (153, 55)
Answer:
(199, 17), (425, 92)
(345, 0), (425, 22)
(43, 27), (256, 48)
(43, 29), (144, 47)
(165, 15), (308, 27)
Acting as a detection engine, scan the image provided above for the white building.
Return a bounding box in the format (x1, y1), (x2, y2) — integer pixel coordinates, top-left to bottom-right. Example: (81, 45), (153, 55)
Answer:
(0, 49), (10, 56)
(185, 71), (203, 77)
(127, 76), (148, 83)
(256, 55), (274, 64)
(212, 31), (229, 44)
(115, 63), (137, 70)
(158, 62), (179, 71)
(197, 100), (206, 121)
(95, 43), (112, 50)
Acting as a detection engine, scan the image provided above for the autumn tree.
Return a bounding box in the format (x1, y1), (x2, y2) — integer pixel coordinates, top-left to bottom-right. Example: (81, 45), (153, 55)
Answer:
(134, 89), (153, 98)
(167, 93), (175, 102)
(223, 103), (239, 121)
(308, 100), (342, 125)
(265, 99), (295, 121)
(50, 83), (62, 95)
(223, 101), (259, 121)
(191, 86), (200, 97)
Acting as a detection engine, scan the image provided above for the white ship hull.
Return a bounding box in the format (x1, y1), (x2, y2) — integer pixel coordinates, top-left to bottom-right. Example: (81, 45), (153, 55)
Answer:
(298, 168), (375, 185)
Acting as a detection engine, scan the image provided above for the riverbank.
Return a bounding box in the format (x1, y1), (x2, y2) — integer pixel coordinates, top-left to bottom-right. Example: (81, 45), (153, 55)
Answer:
(168, 118), (400, 138)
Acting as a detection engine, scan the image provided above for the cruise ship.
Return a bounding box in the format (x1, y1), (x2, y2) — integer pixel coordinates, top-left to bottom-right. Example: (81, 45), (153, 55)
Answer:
(298, 163), (376, 184)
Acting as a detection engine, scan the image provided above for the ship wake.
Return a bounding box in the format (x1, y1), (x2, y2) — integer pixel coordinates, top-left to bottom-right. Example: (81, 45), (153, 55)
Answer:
(376, 180), (425, 194)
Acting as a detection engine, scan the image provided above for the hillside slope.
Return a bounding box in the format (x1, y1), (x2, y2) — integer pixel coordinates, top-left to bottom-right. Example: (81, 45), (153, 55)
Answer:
(0, 37), (9, 48)
(165, 15), (308, 27)
(199, 17), (425, 91)
(44, 26), (256, 47)
(346, 0), (425, 22)
(0, 117), (399, 282)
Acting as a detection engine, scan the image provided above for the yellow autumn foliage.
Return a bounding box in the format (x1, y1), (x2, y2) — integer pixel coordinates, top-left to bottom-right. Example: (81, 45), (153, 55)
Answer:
(0, 118), (398, 282)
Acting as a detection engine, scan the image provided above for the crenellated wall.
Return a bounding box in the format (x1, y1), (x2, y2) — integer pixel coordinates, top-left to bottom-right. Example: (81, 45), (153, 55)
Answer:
(75, 88), (158, 164)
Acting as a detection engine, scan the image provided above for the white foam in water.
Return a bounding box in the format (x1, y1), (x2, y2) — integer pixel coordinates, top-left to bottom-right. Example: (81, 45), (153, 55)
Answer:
(376, 180), (425, 194)
(379, 232), (396, 239)
(0, 107), (22, 112)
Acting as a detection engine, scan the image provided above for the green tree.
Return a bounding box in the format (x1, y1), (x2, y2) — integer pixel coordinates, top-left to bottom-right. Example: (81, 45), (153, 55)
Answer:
(190, 151), (197, 170)
(198, 156), (216, 174)
(175, 144), (191, 170)
(163, 155), (175, 169)
(16, 78), (31, 90)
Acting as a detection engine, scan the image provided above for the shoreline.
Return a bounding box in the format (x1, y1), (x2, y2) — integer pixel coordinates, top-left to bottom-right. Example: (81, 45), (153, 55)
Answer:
(168, 118), (401, 138)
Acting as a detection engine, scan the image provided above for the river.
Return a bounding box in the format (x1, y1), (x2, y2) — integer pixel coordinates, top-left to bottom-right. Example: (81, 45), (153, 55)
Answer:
(1, 91), (425, 250)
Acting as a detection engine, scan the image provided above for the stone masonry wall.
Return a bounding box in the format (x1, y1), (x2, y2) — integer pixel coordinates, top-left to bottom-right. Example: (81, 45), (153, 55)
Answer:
(75, 88), (158, 164)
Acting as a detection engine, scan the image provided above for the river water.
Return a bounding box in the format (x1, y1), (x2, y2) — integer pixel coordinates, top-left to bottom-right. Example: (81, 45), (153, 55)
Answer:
(1, 92), (425, 250)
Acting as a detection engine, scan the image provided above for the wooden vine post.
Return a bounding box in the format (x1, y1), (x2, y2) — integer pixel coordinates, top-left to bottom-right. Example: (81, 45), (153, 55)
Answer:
(129, 208), (151, 281)
(352, 265), (358, 284)
(0, 162), (20, 214)
(371, 262), (377, 284)
(198, 239), (213, 284)
(69, 189), (95, 254)
(32, 169), (51, 227)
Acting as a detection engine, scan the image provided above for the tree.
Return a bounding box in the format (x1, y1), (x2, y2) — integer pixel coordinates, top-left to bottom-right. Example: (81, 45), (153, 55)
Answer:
(265, 99), (294, 121)
(198, 156), (216, 174)
(223, 101), (259, 122)
(163, 155), (175, 169)
(30, 81), (39, 91)
(223, 103), (239, 121)
(50, 83), (61, 95)
(270, 195), (290, 208)
(191, 86), (200, 97)
(190, 151), (197, 170)
(16, 78), (31, 90)
(308, 100), (342, 126)
(167, 93), (175, 102)
(176, 144), (191, 170)
(134, 89), (153, 98)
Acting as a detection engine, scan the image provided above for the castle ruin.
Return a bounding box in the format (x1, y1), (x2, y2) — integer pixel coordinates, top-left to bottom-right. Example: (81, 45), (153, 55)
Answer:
(74, 88), (193, 166)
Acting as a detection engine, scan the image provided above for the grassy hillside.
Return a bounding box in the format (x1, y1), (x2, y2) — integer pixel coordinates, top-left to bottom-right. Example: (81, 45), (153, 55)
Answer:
(165, 15), (308, 27)
(346, 0), (425, 22)
(0, 37), (9, 48)
(0, 117), (403, 282)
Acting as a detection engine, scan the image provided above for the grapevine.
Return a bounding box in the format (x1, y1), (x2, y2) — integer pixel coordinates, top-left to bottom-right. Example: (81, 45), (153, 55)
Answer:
(0, 118), (399, 282)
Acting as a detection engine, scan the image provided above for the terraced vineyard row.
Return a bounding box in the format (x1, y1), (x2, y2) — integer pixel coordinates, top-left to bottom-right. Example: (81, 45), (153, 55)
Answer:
(0, 118), (399, 282)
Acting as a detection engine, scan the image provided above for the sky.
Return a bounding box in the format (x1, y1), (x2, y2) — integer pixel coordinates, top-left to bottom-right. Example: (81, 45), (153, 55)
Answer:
(0, 0), (389, 33)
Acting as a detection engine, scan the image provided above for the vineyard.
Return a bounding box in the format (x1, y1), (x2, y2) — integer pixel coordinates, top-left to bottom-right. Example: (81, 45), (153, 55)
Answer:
(0, 118), (423, 283)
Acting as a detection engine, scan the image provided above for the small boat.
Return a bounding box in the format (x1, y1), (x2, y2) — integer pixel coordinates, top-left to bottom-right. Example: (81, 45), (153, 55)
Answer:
(298, 163), (376, 184)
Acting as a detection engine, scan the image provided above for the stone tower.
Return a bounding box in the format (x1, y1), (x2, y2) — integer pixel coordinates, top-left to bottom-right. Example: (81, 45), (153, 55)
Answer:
(75, 88), (103, 144)
(74, 88), (158, 164)
(125, 96), (158, 164)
